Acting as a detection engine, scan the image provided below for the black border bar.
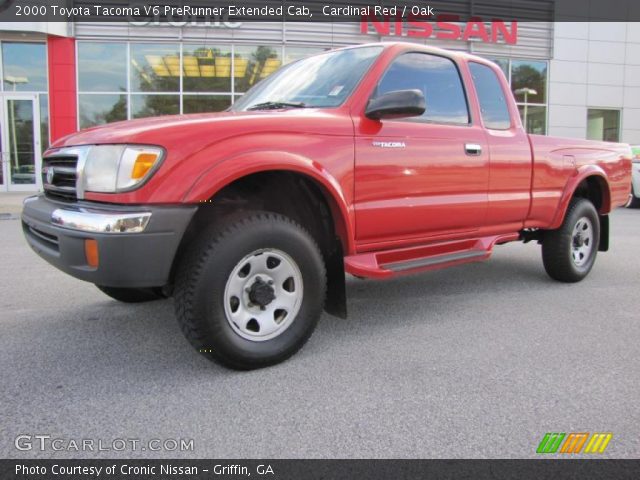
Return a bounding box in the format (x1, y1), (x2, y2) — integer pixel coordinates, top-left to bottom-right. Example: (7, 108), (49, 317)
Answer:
(1, 0), (640, 23)
(3, 459), (640, 480)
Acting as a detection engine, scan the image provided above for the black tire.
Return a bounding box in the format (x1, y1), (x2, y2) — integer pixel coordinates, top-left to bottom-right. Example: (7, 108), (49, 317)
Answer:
(626, 184), (640, 208)
(96, 285), (165, 303)
(174, 212), (326, 370)
(542, 198), (600, 283)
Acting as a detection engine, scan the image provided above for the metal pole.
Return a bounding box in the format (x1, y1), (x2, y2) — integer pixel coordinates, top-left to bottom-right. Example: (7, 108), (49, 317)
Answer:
(10, 99), (19, 178)
(523, 92), (528, 132)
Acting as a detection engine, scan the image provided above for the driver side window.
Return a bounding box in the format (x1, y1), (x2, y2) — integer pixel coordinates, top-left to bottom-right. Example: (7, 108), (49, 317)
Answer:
(376, 53), (470, 125)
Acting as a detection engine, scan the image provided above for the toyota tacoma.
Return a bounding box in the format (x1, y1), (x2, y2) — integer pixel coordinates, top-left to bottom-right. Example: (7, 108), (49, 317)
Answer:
(22, 43), (632, 369)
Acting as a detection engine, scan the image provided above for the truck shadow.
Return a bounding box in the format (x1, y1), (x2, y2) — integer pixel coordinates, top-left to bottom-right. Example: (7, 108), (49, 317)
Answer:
(11, 250), (575, 384)
(315, 250), (582, 341)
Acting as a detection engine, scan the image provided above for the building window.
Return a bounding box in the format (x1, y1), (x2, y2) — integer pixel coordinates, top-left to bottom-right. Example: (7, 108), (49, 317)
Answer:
(183, 95), (231, 114)
(488, 57), (548, 135)
(78, 43), (127, 92)
(78, 94), (127, 129)
(131, 94), (180, 119)
(511, 60), (547, 104)
(518, 105), (547, 135)
(39, 94), (49, 151)
(130, 44), (181, 93)
(182, 45), (232, 93)
(78, 42), (303, 128)
(234, 46), (282, 93)
(587, 109), (620, 142)
(0, 41), (49, 154)
(2, 42), (48, 92)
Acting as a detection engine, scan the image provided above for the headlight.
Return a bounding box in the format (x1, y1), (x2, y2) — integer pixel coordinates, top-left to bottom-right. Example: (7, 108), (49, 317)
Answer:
(82, 145), (164, 193)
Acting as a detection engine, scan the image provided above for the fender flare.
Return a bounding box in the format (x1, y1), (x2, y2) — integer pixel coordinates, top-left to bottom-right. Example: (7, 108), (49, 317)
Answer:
(183, 150), (355, 254)
(549, 165), (611, 230)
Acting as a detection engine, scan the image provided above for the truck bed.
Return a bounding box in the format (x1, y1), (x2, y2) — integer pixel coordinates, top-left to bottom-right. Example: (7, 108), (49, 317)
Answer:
(526, 134), (632, 228)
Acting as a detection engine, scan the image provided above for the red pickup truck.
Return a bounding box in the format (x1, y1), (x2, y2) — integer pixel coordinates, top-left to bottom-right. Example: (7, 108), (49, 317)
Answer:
(22, 43), (632, 369)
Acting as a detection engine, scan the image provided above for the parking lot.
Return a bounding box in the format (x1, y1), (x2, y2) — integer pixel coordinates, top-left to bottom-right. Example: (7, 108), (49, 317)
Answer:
(1, 204), (638, 459)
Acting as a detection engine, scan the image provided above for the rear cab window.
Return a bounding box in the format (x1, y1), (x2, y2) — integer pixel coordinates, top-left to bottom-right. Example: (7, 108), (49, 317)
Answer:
(468, 62), (512, 130)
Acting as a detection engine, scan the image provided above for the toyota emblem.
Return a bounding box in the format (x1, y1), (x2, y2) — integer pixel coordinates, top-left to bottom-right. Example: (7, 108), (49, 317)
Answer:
(44, 167), (55, 185)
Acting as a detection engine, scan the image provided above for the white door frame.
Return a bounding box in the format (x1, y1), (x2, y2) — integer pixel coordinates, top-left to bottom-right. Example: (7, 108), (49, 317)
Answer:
(0, 93), (42, 192)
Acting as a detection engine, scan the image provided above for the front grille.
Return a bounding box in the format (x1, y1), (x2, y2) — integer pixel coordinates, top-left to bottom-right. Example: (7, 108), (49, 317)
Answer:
(43, 155), (78, 202)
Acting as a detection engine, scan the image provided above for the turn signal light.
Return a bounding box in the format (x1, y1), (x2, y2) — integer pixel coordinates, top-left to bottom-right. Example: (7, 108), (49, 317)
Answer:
(131, 153), (159, 179)
(84, 239), (99, 268)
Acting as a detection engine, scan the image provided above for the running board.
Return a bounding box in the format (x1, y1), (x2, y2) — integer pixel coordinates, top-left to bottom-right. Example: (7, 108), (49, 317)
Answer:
(384, 250), (487, 272)
(344, 233), (519, 279)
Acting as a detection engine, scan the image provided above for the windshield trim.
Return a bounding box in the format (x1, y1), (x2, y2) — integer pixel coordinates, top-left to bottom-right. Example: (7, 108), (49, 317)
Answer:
(231, 45), (385, 112)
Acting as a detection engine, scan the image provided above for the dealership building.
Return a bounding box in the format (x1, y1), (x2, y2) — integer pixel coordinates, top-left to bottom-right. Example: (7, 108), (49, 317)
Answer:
(0, 19), (639, 192)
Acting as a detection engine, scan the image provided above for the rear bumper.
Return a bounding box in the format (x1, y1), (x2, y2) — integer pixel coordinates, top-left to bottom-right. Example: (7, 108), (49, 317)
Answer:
(21, 195), (197, 288)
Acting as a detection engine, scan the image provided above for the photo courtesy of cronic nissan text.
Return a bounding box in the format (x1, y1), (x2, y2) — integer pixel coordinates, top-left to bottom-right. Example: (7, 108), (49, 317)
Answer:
(0, 0), (639, 479)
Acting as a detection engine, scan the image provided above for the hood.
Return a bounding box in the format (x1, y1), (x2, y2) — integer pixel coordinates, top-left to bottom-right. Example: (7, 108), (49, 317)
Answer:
(50, 109), (350, 151)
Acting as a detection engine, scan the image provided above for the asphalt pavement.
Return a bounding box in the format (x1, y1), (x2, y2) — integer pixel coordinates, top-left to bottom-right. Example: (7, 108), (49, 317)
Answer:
(1, 207), (638, 459)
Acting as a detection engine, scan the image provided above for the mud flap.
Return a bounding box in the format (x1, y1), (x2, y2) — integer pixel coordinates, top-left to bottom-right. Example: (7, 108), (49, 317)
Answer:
(324, 241), (347, 319)
(598, 214), (609, 252)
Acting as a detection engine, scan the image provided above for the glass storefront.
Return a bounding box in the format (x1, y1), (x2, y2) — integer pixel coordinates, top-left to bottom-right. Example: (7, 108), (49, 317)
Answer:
(77, 43), (549, 134)
(76, 42), (325, 128)
(0, 41), (48, 191)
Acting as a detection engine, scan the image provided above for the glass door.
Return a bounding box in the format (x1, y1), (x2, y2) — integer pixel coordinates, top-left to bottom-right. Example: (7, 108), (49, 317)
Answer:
(0, 94), (42, 192)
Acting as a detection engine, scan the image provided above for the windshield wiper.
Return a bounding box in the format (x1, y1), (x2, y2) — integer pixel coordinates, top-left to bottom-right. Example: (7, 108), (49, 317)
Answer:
(247, 101), (307, 111)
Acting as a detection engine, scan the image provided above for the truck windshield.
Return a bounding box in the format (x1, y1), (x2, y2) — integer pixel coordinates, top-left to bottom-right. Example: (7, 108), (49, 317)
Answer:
(232, 46), (383, 111)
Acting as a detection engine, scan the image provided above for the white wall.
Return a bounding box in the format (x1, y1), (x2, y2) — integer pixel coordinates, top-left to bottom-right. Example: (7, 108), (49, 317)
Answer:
(549, 22), (640, 144)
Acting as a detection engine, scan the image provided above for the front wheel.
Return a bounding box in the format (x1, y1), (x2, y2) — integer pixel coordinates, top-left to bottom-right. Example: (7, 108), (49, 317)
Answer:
(542, 198), (600, 283)
(174, 212), (326, 370)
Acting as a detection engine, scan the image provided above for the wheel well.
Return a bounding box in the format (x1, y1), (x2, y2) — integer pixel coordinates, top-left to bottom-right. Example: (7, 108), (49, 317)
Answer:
(170, 171), (348, 317)
(570, 175), (610, 252)
(572, 176), (610, 213)
(194, 171), (344, 253)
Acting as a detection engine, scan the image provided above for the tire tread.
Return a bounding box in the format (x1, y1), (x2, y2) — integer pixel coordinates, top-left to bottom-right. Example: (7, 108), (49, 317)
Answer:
(174, 211), (326, 370)
(542, 198), (599, 283)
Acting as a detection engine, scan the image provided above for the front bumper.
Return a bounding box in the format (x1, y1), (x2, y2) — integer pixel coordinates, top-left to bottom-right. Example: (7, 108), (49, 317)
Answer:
(22, 195), (197, 288)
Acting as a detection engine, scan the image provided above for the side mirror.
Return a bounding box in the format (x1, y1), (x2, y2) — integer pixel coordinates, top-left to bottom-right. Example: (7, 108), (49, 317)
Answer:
(365, 89), (426, 120)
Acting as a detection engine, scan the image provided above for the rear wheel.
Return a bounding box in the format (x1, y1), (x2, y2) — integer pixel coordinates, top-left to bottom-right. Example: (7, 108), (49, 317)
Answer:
(174, 212), (326, 370)
(96, 286), (165, 303)
(542, 198), (600, 283)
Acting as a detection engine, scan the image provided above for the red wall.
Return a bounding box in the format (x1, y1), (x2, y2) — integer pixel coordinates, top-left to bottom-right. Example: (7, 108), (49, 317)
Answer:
(47, 36), (77, 143)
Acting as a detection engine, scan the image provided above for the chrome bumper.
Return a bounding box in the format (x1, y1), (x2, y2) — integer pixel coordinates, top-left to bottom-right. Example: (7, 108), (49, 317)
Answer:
(50, 208), (152, 234)
(21, 194), (198, 288)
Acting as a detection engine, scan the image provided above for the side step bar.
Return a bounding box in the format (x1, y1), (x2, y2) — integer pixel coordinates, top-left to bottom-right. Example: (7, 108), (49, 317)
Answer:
(344, 233), (520, 279)
(383, 250), (487, 273)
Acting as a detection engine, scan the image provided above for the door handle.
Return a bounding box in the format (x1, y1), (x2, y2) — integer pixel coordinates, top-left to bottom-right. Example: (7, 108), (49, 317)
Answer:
(465, 143), (482, 156)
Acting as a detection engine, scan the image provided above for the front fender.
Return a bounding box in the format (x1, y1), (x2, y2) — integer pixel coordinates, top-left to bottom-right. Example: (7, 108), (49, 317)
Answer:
(183, 150), (356, 254)
(549, 165), (611, 230)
